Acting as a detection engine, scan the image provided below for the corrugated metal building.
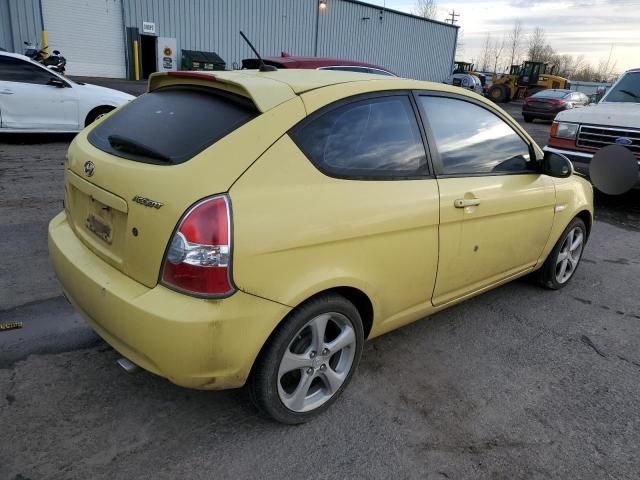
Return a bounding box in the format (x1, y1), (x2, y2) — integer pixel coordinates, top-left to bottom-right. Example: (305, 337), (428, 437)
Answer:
(0, 0), (457, 81)
(0, 0), (43, 54)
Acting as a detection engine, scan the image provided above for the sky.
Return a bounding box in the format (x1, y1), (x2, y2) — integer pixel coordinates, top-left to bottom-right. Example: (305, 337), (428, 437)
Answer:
(371, 0), (640, 72)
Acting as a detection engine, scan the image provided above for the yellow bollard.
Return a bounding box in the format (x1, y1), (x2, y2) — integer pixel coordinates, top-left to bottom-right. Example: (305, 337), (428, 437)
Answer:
(133, 39), (140, 80)
(41, 30), (48, 58)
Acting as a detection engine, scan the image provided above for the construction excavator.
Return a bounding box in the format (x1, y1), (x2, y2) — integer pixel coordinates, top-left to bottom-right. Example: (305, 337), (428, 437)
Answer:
(487, 61), (570, 103)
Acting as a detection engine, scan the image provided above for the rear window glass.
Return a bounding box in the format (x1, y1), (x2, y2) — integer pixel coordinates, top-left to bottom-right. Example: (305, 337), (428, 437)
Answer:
(88, 87), (258, 165)
(532, 90), (570, 99)
(290, 95), (427, 179)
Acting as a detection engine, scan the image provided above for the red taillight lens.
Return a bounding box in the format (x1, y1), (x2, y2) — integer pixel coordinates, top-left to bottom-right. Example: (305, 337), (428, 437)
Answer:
(549, 99), (567, 106)
(161, 195), (234, 297)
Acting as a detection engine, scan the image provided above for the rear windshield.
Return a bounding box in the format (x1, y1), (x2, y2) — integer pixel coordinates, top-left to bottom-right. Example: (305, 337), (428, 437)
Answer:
(88, 86), (258, 165)
(532, 90), (569, 99)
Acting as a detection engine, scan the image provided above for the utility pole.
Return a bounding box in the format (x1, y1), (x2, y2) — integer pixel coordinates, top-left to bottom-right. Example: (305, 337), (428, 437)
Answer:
(445, 10), (459, 25)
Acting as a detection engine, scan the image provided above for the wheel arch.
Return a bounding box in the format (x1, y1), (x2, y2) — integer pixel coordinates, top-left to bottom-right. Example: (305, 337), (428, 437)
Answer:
(84, 105), (116, 127)
(576, 209), (593, 238)
(247, 285), (375, 386)
(286, 286), (375, 339)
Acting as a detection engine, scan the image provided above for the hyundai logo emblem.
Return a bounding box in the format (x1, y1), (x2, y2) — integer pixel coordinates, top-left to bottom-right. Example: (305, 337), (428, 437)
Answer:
(615, 137), (633, 146)
(84, 161), (95, 177)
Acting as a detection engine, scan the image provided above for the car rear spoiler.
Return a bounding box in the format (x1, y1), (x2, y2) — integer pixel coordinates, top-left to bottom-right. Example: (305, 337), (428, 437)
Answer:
(148, 71), (296, 113)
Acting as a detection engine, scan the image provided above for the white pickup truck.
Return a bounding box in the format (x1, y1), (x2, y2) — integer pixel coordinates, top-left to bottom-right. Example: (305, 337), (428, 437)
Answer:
(545, 68), (640, 186)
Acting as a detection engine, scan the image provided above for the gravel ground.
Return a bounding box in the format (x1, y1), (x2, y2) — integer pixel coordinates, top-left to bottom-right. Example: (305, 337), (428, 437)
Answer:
(1, 83), (639, 480)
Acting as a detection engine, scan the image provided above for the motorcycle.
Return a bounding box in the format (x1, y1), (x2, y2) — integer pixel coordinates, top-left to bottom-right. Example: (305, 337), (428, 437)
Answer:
(23, 41), (67, 75)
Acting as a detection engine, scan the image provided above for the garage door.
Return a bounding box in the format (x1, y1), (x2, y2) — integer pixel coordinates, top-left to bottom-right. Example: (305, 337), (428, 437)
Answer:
(42, 0), (126, 78)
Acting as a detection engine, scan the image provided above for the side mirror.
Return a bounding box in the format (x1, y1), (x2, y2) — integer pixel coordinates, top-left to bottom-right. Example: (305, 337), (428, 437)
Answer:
(47, 77), (66, 88)
(542, 151), (572, 178)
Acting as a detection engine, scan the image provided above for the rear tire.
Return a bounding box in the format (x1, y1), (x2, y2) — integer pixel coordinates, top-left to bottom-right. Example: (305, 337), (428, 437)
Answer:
(488, 84), (508, 103)
(85, 106), (114, 126)
(249, 293), (364, 424)
(536, 217), (587, 290)
(523, 115), (534, 123)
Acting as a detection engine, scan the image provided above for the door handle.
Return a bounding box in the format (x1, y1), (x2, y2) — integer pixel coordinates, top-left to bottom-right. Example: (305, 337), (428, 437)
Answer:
(454, 198), (481, 208)
(0, 89), (14, 95)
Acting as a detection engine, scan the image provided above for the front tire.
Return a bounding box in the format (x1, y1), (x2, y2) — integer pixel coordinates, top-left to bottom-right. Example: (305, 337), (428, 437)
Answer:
(488, 84), (508, 103)
(523, 114), (534, 123)
(537, 218), (587, 289)
(249, 293), (364, 424)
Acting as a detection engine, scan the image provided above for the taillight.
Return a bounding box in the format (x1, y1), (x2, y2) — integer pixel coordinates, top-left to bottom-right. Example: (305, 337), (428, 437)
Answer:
(161, 195), (235, 298)
(549, 99), (567, 106)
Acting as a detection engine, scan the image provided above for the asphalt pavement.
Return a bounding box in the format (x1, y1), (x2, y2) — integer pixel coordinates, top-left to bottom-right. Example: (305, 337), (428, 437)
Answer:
(1, 83), (639, 480)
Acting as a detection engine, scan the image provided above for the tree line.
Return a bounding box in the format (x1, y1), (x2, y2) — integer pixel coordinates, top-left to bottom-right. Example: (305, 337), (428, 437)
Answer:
(475, 22), (617, 82)
(411, 1), (618, 82)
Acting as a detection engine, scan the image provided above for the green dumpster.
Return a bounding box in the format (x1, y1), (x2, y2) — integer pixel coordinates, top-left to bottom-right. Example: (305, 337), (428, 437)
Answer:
(181, 50), (226, 71)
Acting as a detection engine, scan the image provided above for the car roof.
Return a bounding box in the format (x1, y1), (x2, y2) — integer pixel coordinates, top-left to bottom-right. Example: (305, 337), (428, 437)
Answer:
(0, 50), (32, 62)
(150, 68), (491, 113)
(245, 55), (392, 73)
(534, 89), (573, 95)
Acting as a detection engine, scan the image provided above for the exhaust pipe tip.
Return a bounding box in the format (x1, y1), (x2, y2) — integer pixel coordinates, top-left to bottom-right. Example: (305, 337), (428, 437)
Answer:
(116, 357), (140, 374)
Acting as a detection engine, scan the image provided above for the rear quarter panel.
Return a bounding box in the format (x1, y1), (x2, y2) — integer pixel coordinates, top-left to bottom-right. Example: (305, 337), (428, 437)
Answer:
(229, 135), (440, 337)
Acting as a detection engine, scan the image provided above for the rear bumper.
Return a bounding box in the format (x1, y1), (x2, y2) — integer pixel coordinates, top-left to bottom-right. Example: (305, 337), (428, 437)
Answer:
(543, 146), (640, 186)
(522, 107), (560, 119)
(48, 211), (290, 390)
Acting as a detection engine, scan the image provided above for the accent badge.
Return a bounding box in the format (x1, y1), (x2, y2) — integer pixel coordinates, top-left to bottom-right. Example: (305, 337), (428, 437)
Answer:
(132, 195), (163, 209)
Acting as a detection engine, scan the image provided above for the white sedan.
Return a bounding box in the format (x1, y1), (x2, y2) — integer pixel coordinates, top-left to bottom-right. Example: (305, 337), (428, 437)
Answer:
(0, 51), (133, 133)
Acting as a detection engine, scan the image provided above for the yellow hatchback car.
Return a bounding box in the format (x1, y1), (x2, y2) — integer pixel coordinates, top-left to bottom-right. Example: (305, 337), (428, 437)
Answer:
(49, 69), (593, 423)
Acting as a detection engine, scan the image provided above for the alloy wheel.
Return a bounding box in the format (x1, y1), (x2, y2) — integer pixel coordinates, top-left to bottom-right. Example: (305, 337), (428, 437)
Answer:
(555, 226), (584, 284)
(277, 312), (356, 413)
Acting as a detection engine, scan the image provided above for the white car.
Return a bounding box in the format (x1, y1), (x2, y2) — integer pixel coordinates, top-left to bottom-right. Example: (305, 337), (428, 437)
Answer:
(0, 51), (134, 133)
(445, 73), (483, 95)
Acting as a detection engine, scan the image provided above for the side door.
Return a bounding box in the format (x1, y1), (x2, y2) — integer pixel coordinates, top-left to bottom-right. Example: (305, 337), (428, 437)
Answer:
(415, 93), (556, 306)
(0, 55), (79, 130)
(278, 91), (440, 329)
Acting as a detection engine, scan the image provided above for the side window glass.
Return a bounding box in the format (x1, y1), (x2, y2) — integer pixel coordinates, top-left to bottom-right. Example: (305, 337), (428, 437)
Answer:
(291, 95), (427, 178)
(368, 68), (394, 76)
(0, 56), (55, 85)
(325, 66), (367, 73)
(420, 96), (533, 175)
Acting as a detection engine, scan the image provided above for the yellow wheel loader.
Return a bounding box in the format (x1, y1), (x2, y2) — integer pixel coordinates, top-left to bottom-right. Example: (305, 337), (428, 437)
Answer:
(487, 61), (570, 103)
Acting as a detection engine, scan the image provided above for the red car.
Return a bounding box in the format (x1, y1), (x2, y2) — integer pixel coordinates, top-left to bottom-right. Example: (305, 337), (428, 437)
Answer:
(242, 52), (396, 76)
(522, 89), (590, 123)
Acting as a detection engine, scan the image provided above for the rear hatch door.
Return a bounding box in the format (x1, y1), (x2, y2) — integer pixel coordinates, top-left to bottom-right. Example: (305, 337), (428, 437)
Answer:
(65, 73), (304, 288)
